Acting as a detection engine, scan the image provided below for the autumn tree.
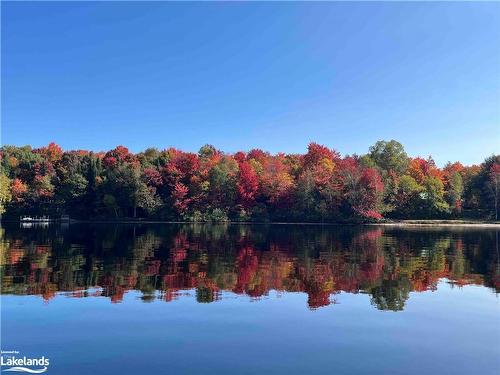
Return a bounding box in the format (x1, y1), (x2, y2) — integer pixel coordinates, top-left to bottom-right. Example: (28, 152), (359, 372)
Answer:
(260, 154), (294, 216)
(341, 158), (384, 220)
(0, 143), (497, 222)
(236, 161), (259, 208)
(487, 163), (500, 220)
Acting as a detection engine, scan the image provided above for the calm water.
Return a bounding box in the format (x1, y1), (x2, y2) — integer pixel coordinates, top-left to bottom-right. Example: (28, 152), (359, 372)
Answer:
(1, 223), (499, 374)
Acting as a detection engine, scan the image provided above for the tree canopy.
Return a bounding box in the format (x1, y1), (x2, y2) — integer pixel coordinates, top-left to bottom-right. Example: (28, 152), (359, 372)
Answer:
(1, 142), (498, 221)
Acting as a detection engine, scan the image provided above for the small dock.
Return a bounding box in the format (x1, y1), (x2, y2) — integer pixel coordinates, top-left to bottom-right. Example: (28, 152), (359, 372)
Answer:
(20, 215), (51, 222)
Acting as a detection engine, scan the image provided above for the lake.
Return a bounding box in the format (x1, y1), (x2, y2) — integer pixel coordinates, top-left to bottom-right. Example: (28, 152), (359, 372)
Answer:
(1, 223), (499, 374)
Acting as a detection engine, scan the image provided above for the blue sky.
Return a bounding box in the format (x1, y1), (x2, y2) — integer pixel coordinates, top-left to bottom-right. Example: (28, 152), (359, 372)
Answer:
(2, 2), (499, 166)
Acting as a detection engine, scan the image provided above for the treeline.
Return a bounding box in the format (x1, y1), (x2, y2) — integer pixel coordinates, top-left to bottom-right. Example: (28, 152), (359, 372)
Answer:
(0, 141), (498, 221)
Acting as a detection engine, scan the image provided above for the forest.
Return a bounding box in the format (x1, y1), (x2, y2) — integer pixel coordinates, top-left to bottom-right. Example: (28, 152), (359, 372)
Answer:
(0, 140), (498, 222)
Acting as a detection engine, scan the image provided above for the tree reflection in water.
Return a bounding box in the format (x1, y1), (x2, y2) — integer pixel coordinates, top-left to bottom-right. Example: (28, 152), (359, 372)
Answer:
(1, 224), (498, 310)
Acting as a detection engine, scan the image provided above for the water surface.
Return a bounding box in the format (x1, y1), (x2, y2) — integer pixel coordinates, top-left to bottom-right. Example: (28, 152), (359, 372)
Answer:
(1, 224), (499, 374)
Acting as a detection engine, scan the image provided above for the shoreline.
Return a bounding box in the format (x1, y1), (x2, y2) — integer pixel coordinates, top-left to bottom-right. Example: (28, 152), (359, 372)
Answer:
(4, 219), (500, 228)
(367, 221), (500, 228)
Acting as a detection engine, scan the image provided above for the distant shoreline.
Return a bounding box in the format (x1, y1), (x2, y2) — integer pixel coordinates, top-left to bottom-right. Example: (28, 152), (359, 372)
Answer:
(4, 218), (500, 228)
(368, 221), (500, 228)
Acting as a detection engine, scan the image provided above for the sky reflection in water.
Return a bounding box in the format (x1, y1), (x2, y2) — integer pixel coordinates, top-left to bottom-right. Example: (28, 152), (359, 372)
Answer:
(1, 224), (499, 375)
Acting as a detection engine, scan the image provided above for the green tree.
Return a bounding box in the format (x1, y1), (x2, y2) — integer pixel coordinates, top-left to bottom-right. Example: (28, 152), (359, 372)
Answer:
(368, 140), (409, 176)
(103, 194), (118, 217)
(393, 175), (422, 217)
(134, 183), (162, 216)
(0, 174), (12, 214)
(487, 164), (500, 220)
(198, 144), (218, 160)
(208, 156), (238, 209)
(422, 177), (449, 217)
(293, 171), (318, 220)
(446, 172), (464, 215)
(472, 155), (500, 213)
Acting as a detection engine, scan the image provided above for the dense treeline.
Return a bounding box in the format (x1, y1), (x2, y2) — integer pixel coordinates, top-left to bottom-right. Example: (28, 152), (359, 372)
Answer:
(0, 141), (498, 221)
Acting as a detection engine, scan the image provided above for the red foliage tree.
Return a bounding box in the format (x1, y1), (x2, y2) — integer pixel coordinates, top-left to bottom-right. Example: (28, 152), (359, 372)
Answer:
(11, 178), (28, 202)
(103, 145), (134, 167)
(35, 142), (63, 163)
(143, 168), (163, 188)
(237, 161), (259, 207)
(303, 142), (340, 170)
(172, 182), (190, 215)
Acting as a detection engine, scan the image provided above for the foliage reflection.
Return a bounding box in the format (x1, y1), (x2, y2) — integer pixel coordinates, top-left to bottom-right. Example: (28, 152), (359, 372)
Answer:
(1, 224), (498, 310)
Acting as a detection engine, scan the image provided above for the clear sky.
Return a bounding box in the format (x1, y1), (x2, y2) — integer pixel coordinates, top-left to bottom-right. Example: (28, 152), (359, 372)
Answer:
(2, 2), (499, 166)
